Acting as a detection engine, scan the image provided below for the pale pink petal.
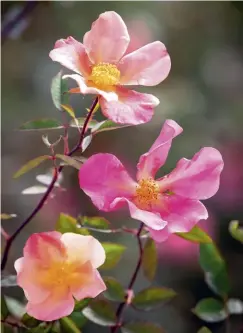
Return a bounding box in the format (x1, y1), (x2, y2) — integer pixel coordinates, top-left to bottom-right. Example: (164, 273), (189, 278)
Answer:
(14, 258), (50, 304)
(79, 153), (136, 211)
(63, 74), (118, 102)
(72, 269), (106, 300)
(118, 41), (171, 86)
(137, 120), (183, 180)
(61, 233), (105, 268)
(111, 197), (167, 230)
(100, 87), (159, 125)
(83, 11), (130, 64)
(155, 194), (208, 233)
(148, 226), (170, 243)
(159, 147), (224, 200)
(26, 289), (74, 321)
(49, 36), (91, 76)
(23, 232), (65, 264)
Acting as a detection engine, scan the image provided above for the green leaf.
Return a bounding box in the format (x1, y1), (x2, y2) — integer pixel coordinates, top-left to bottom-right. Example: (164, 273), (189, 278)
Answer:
(100, 242), (126, 270)
(194, 298), (227, 322)
(103, 277), (126, 302)
(69, 312), (87, 329)
(81, 134), (92, 152)
(51, 71), (69, 110)
(226, 298), (243, 315)
(133, 287), (176, 310)
(192, 298), (227, 322)
(82, 300), (116, 326)
(56, 213), (90, 235)
(1, 324), (13, 333)
(13, 155), (50, 179)
(1, 296), (9, 320)
(197, 327), (212, 333)
(5, 296), (26, 319)
(60, 317), (80, 333)
(92, 120), (131, 134)
(70, 117), (98, 128)
(1, 275), (17, 287)
(61, 104), (75, 118)
(142, 238), (157, 281)
(22, 313), (40, 328)
(81, 216), (110, 230)
(121, 322), (165, 333)
(74, 298), (91, 311)
(176, 226), (212, 243)
(199, 243), (230, 297)
(0, 214), (16, 220)
(30, 323), (53, 333)
(229, 220), (243, 244)
(19, 119), (62, 131)
(56, 154), (81, 170)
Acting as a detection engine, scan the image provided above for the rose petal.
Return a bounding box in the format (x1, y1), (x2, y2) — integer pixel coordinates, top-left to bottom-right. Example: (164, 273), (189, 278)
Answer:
(26, 289), (74, 321)
(83, 11), (130, 64)
(63, 74), (118, 102)
(118, 41), (171, 86)
(79, 153), (136, 211)
(72, 267), (106, 300)
(100, 87), (159, 125)
(61, 233), (105, 268)
(111, 197), (167, 230)
(148, 226), (170, 243)
(159, 147), (224, 200)
(154, 194), (208, 233)
(23, 232), (65, 264)
(137, 120), (183, 180)
(49, 36), (91, 76)
(14, 258), (50, 304)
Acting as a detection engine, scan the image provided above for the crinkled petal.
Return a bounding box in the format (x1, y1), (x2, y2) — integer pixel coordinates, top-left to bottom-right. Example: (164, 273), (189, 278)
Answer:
(137, 120), (183, 180)
(61, 233), (105, 268)
(79, 153), (136, 211)
(63, 74), (118, 102)
(111, 197), (167, 230)
(23, 232), (65, 264)
(49, 36), (91, 76)
(26, 289), (74, 321)
(83, 11), (130, 63)
(118, 41), (171, 86)
(72, 268), (106, 300)
(159, 147), (224, 200)
(14, 258), (50, 304)
(100, 87), (159, 125)
(148, 226), (170, 243)
(154, 194), (208, 233)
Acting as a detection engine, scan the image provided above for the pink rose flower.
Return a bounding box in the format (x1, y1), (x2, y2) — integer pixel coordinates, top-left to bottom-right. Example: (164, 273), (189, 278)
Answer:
(14, 232), (106, 321)
(79, 120), (224, 242)
(49, 11), (171, 125)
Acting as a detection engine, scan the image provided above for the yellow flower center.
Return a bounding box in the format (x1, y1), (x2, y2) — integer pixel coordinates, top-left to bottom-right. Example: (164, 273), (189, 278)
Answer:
(135, 178), (160, 209)
(89, 62), (120, 90)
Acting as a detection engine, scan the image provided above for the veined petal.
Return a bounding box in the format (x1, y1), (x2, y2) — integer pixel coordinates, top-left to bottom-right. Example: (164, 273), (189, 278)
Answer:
(26, 289), (74, 321)
(159, 147), (224, 200)
(118, 41), (171, 86)
(61, 233), (105, 268)
(137, 120), (183, 180)
(100, 87), (159, 125)
(111, 197), (167, 230)
(79, 153), (136, 211)
(64, 74), (118, 102)
(49, 36), (91, 76)
(23, 232), (65, 264)
(72, 268), (106, 300)
(83, 11), (130, 64)
(154, 194), (208, 233)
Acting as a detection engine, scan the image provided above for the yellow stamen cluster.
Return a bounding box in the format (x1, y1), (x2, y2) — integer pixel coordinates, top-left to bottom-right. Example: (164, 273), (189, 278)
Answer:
(135, 178), (160, 209)
(90, 62), (120, 90)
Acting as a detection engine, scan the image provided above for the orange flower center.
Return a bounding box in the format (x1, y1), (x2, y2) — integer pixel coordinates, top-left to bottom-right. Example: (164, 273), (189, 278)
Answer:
(135, 178), (160, 209)
(90, 62), (120, 90)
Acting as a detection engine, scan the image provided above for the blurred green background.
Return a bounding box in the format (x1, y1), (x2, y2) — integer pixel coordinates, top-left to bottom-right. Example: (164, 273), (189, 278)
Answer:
(2, 1), (243, 332)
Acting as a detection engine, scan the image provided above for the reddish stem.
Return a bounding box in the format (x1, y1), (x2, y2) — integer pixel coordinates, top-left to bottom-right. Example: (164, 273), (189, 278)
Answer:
(1, 97), (99, 271)
(111, 222), (144, 333)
